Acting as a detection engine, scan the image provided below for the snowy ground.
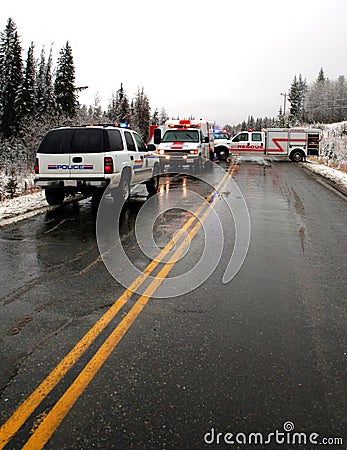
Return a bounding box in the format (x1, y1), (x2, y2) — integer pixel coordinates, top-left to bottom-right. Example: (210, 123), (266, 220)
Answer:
(0, 190), (49, 227)
(305, 159), (347, 196)
(0, 160), (346, 228)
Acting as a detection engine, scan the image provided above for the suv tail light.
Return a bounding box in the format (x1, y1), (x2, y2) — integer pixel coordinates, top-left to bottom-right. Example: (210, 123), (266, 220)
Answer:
(34, 158), (39, 174)
(104, 157), (113, 174)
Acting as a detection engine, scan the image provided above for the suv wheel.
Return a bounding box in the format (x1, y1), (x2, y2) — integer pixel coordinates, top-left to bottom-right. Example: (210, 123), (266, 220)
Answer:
(118, 173), (130, 202)
(146, 171), (159, 196)
(45, 188), (65, 206)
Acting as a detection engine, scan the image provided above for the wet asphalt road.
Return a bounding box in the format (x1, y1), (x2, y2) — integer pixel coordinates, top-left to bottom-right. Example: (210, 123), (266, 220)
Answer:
(0, 156), (346, 449)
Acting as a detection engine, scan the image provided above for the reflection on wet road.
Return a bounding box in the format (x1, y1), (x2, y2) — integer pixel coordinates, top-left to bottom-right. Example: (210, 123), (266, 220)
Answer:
(0, 155), (346, 449)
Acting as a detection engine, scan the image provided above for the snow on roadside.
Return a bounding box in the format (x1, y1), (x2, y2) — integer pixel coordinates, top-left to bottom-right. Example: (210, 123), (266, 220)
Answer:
(0, 190), (49, 227)
(304, 160), (347, 195)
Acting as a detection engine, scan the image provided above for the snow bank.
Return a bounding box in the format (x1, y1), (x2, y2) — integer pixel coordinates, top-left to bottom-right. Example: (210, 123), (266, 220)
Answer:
(304, 160), (347, 195)
(0, 190), (48, 227)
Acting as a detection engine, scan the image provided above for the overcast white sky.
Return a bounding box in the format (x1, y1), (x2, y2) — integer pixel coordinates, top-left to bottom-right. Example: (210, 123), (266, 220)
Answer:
(2, 0), (347, 126)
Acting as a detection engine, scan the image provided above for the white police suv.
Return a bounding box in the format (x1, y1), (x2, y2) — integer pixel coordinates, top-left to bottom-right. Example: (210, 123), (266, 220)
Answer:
(34, 123), (160, 207)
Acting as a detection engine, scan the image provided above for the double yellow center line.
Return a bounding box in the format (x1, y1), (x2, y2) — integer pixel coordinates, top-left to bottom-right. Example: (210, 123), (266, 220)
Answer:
(0, 160), (238, 449)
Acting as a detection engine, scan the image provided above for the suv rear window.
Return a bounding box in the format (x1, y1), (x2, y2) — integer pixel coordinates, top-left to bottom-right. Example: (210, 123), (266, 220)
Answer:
(38, 129), (74, 154)
(71, 129), (104, 153)
(38, 128), (105, 154)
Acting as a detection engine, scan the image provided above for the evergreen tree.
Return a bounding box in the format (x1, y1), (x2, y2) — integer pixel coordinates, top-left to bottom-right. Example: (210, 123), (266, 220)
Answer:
(20, 42), (36, 119)
(54, 41), (77, 117)
(107, 93), (117, 121)
(107, 84), (130, 123)
(132, 87), (151, 141)
(159, 107), (169, 125)
(36, 47), (46, 115)
(116, 83), (131, 123)
(35, 46), (56, 118)
(288, 74), (307, 125)
(151, 108), (159, 125)
(276, 106), (287, 127)
(255, 117), (263, 130)
(0, 18), (24, 138)
(307, 68), (326, 123)
(246, 115), (255, 129)
(43, 46), (56, 115)
(335, 75), (347, 122)
(92, 93), (104, 122)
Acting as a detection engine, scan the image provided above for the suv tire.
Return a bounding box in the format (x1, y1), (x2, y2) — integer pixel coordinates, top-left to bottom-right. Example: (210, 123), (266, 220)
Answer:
(45, 188), (65, 206)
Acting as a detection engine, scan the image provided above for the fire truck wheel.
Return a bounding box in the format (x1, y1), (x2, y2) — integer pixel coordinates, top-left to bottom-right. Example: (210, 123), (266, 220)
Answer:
(290, 150), (305, 162)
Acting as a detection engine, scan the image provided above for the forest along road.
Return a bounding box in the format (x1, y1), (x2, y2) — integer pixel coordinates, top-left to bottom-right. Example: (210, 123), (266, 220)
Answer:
(0, 156), (346, 449)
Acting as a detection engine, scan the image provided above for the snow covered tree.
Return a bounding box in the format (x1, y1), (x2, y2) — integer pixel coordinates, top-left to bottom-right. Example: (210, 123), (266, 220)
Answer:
(0, 18), (24, 138)
(288, 74), (307, 125)
(335, 75), (347, 122)
(247, 115), (255, 129)
(107, 93), (117, 121)
(36, 47), (47, 115)
(35, 46), (56, 117)
(43, 46), (56, 116)
(159, 107), (169, 125)
(151, 108), (159, 125)
(5, 166), (18, 198)
(92, 93), (104, 122)
(131, 87), (151, 142)
(276, 106), (284, 127)
(116, 83), (131, 123)
(306, 68), (326, 123)
(54, 41), (77, 117)
(107, 84), (131, 124)
(19, 42), (36, 119)
(255, 117), (263, 130)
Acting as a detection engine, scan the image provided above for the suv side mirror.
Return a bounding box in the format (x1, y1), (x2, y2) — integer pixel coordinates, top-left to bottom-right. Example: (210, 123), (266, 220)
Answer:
(154, 128), (162, 145)
(146, 144), (156, 151)
(204, 136), (209, 143)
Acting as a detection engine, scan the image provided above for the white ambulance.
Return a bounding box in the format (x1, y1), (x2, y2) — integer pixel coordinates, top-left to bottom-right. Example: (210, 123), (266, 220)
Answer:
(153, 119), (215, 172)
(229, 128), (321, 162)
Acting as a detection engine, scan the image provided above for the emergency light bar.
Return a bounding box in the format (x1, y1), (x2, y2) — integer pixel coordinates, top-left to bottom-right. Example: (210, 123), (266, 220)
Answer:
(167, 120), (201, 129)
(83, 123), (130, 128)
